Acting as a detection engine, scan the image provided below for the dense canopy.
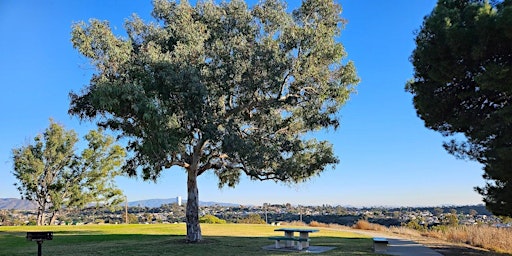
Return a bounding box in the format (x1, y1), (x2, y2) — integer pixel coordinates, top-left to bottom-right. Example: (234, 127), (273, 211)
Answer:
(70, 0), (358, 241)
(12, 120), (125, 225)
(408, 0), (512, 216)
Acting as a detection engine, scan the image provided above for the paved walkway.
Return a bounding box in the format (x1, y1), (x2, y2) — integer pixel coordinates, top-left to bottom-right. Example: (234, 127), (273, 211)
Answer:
(347, 229), (443, 256)
(383, 238), (443, 256)
(263, 237), (442, 255)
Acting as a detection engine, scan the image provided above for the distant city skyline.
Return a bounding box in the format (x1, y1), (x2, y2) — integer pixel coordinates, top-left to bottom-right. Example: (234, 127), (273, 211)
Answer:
(0, 0), (485, 207)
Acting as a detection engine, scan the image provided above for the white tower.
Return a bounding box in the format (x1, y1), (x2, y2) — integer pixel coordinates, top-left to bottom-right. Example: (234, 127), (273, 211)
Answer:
(177, 196), (182, 206)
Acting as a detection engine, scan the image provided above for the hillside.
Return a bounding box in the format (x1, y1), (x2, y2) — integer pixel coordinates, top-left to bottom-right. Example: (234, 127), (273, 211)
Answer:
(0, 198), (36, 210)
(0, 198), (239, 210)
(128, 198), (240, 208)
(0, 198), (489, 214)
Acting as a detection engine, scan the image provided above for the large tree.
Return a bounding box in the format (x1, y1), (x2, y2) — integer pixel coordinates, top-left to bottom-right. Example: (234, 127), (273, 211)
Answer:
(407, 0), (512, 216)
(12, 120), (126, 225)
(69, 0), (358, 241)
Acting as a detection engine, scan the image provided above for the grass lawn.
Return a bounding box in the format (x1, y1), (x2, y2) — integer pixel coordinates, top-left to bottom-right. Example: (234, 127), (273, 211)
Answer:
(0, 224), (387, 255)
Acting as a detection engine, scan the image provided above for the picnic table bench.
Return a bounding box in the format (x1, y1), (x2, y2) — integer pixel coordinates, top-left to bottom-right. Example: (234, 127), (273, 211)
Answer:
(372, 237), (388, 253)
(268, 236), (310, 250)
(271, 228), (319, 250)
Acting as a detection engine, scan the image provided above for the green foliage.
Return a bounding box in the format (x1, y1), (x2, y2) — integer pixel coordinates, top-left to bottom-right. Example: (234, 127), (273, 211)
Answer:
(69, 0), (358, 242)
(127, 213), (139, 224)
(70, 0), (357, 184)
(405, 218), (427, 231)
(238, 214), (266, 224)
(501, 216), (512, 224)
(430, 225), (448, 233)
(434, 207), (444, 217)
(199, 214), (226, 224)
(25, 219), (37, 226)
(446, 214), (459, 227)
(407, 0), (512, 217)
(11, 120), (126, 225)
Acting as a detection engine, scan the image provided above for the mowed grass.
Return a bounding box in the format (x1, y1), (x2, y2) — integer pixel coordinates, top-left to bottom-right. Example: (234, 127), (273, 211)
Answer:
(0, 224), (385, 256)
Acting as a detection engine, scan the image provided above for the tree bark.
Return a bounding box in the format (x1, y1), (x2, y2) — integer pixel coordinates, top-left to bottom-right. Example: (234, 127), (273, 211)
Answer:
(185, 168), (202, 242)
(36, 206), (45, 226)
(49, 210), (58, 225)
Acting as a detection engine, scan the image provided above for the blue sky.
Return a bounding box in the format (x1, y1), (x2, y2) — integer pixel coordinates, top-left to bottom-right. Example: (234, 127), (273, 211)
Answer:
(0, 0), (486, 207)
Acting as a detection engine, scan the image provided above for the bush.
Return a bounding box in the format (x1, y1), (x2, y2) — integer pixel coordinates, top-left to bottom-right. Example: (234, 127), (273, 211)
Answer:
(352, 220), (387, 231)
(309, 221), (329, 227)
(429, 225), (448, 233)
(238, 214), (266, 224)
(405, 219), (427, 231)
(199, 214), (226, 224)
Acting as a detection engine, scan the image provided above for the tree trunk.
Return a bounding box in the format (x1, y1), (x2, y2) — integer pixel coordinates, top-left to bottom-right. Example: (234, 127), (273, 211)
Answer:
(49, 210), (58, 225)
(36, 206), (45, 226)
(185, 168), (202, 242)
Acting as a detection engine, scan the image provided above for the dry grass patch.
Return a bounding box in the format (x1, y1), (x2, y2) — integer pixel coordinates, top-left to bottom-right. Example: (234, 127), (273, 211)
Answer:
(352, 220), (387, 232)
(389, 224), (512, 254)
(281, 220), (307, 226)
(388, 226), (422, 237)
(427, 225), (512, 254)
(309, 220), (330, 227)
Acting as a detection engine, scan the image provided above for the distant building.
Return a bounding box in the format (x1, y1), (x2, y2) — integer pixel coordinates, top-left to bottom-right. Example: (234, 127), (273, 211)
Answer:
(177, 196), (182, 206)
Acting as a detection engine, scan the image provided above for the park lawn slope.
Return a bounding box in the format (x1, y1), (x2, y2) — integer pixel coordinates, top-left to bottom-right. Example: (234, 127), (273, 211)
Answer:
(0, 224), (383, 256)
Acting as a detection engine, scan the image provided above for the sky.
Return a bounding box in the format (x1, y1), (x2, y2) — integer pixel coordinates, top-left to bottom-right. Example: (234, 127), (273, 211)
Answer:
(0, 0), (487, 207)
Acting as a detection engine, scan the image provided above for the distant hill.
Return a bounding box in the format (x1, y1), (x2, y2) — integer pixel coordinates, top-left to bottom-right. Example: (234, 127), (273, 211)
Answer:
(0, 198), (490, 214)
(0, 198), (240, 210)
(0, 198), (36, 210)
(128, 198), (178, 208)
(128, 198), (240, 208)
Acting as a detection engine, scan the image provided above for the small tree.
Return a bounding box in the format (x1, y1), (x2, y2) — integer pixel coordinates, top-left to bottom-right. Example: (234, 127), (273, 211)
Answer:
(238, 213), (266, 224)
(12, 120), (125, 225)
(127, 213), (139, 224)
(446, 214), (459, 227)
(434, 207), (444, 217)
(199, 214), (226, 224)
(406, 218), (426, 231)
(70, 0), (358, 241)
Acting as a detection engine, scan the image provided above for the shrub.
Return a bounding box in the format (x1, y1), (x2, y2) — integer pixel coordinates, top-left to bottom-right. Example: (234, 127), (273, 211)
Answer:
(238, 214), (266, 224)
(199, 214), (226, 224)
(309, 221), (329, 228)
(352, 220), (387, 231)
(405, 219), (427, 231)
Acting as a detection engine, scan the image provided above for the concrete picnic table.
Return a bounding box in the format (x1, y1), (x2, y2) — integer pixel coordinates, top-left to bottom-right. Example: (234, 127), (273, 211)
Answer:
(273, 228), (319, 249)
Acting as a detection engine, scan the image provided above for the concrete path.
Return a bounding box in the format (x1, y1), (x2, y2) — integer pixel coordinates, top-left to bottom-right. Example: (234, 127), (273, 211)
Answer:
(346, 229), (443, 256)
(263, 237), (443, 255)
(383, 238), (443, 256)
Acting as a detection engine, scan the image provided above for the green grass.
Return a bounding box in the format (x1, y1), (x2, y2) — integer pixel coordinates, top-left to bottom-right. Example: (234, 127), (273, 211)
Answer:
(0, 224), (387, 255)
